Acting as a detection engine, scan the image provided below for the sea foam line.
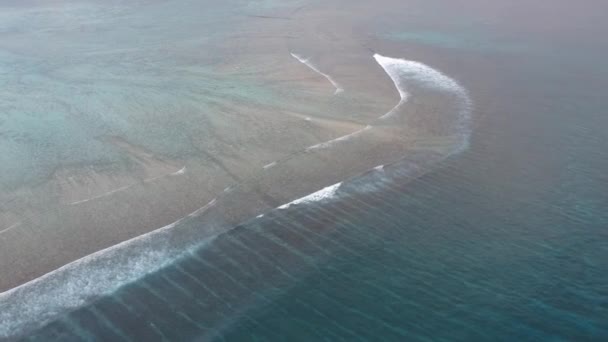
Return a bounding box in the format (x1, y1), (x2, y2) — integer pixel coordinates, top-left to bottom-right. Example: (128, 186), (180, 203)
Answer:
(303, 54), (471, 153)
(291, 52), (344, 95)
(373, 54), (472, 150)
(0, 176), (339, 338)
(263, 161), (277, 169)
(278, 182), (342, 210)
(171, 166), (187, 176)
(306, 125), (372, 151)
(69, 184), (135, 205)
(69, 166), (187, 205)
(0, 197), (218, 339)
(0, 222), (21, 235)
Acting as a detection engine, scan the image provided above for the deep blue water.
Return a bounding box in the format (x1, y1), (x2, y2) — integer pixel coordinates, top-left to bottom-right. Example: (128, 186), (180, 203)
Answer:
(20, 1), (608, 341)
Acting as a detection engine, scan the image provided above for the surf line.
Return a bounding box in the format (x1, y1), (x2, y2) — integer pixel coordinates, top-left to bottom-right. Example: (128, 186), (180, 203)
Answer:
(304, 53), (472, 152)
(299, 53), (411, 152)
(69, 166), (187, 206)
(306, 125), (372, 151)
(373, 53), (410, 119)
(0, 222), (21, 236)
(263, 161), (277, 169)
(69, 184), (135, 205)
(143, 165), (187, 183)
(290, 52), (344, 95)
(0, 196), (219, 339)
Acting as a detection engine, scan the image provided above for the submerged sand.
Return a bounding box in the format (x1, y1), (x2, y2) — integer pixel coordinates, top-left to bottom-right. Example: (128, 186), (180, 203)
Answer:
(0, 0), (471, 292)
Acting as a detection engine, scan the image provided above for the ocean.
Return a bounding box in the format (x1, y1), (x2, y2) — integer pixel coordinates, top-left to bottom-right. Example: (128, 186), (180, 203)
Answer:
(4, 0), (608, 340)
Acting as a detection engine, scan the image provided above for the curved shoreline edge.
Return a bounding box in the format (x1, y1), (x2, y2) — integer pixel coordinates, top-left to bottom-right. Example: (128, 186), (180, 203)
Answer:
(0, 53), (473, 339)
(373, 53), (472, 152)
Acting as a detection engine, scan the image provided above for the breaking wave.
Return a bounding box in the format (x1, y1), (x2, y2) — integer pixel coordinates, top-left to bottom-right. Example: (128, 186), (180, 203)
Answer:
(373, 53), (472, 151)
(0, 52), (473, 340)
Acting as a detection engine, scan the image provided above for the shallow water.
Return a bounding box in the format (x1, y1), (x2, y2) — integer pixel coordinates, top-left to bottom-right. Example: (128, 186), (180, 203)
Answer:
(0, 0), (301, 191)
(11, 0), (608, 340)
(24, 48), (608, 341)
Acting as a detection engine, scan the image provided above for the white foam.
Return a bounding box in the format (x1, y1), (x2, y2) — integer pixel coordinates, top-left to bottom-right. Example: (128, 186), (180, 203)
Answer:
(0, 221), (179, 338)
(71, 167), (187, 205)
(0, 222), (21, 235)
(374, 165), (385, 171)
(291, 52), (344, 95)
(69, 184), (134, 205)
(278, 182), (342, 210)
(0, 197), (218, 339)
(303, 54), (471, 154)
(306, 125), (372, 151)
(373, 53), (472, 149)
(186, 198), (217, 218)
(374, 53), (464, 98)
(263, 161), (277, 169)
(171, 166), (187, 176)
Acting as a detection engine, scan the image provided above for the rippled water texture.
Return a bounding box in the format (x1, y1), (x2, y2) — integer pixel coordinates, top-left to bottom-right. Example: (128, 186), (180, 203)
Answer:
(5, 0), (608, 340)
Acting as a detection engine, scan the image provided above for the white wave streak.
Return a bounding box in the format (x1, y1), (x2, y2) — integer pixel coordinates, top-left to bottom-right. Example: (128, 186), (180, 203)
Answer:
(306, 125), (372, 151)
(171, 166), (187, 176)
(70, 167), (187, 205)
(263, 161), (277, 169)
(291, 52), (344, 95)
(0, 222), (21, 235)
(373, 54), (472, 150)
(145, 166), (187, 182)
(0, 197), (218, 339)
(69, 184), (134, 205)
(278, 182), (342, 210)
(187, 198), (217, 218)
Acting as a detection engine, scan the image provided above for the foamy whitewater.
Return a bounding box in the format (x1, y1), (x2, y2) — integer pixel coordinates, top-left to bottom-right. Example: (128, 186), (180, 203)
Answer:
(0, 196), (219, 339)
(0, 223), (188, 338)
(291, 52), (344, 95)
(263, 161), (277, 169)
(306, 125), (372, 151)
(373, 54), (472, 151)
(0, 222), (21, 235)
(0, 53), (473, 339)
(278, 182), (342, 210)
(304, 54), (471, 153)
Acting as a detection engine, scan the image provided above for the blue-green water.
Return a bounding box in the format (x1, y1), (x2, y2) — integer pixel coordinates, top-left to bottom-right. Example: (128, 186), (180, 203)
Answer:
(16, 0), (608, 340)
(0, 0), (301, 192)
(24, 48), (608, 340)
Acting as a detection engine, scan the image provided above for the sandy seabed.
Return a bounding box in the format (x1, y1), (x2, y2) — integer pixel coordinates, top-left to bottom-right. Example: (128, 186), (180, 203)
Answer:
(0, 0), (470, 304)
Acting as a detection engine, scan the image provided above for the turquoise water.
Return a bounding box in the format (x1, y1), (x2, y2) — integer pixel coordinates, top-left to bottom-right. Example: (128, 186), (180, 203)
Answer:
(0, 0), (297, 191)
(16, 0), (608, 340)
